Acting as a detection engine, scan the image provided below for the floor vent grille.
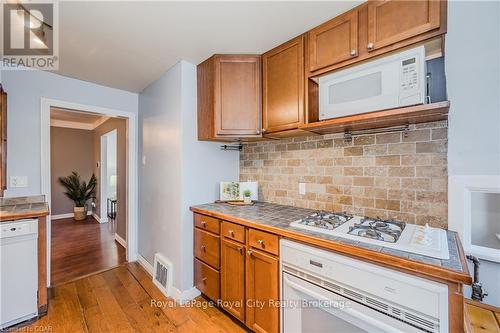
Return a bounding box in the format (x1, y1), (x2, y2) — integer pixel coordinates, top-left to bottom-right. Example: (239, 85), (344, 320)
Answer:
(153, 253), (173, 298)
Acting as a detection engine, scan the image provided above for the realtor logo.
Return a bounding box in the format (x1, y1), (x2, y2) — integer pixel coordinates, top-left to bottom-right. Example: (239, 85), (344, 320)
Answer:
(2, 1), (59, 70)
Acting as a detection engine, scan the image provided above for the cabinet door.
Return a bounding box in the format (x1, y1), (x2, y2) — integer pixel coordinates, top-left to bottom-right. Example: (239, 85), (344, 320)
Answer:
(215, 55), (261, 136)
(0, 87), (6, 195)
(308, 9), (358, 72)
(246, 249), (279, 333)
(262, 36), (304, 134)
(367, 0), (441, 51)
(220, 238), (246, 322)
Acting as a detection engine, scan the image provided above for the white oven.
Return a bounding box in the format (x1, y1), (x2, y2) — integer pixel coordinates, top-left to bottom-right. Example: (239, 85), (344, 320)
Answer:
(319, 46), (426, 120)
(280, 240), (449, 333)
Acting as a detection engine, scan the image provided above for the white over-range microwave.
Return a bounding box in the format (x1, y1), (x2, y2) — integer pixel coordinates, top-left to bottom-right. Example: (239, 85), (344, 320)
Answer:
(319, 46), (426, 120)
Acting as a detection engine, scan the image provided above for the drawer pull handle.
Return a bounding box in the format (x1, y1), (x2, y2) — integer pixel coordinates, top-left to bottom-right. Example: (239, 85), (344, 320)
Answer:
(247, 250), (253, 257)
(10, 227), (16, 231)
(201, 221), (207, 227)
(367, 42), (374, 50)
(202, 277), (207, 283)
(238, 247), (244, 255)
(257, 239), (264, 246)
(201, 245), (206, 252)
(228, 230), (235, 237)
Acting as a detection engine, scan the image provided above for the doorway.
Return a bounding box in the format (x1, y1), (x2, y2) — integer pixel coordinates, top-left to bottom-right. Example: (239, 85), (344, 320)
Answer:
(42, 99), (137, 287)
(100, 129), (118, 225)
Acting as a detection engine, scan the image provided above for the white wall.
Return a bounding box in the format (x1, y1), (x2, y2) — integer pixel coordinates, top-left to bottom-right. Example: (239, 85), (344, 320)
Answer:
(446, 1), (500, 306)
(138, 61), (239, 295)
(0, 69), (138, 197)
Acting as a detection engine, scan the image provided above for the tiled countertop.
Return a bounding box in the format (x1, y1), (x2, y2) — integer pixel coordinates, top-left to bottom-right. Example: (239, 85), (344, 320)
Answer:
(0, 195), (50, 221)
(191, 201), (471, 284)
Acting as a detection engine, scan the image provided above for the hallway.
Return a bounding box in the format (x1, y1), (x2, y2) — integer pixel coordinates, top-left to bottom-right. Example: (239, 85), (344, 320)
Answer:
(51, 217), (126, 286)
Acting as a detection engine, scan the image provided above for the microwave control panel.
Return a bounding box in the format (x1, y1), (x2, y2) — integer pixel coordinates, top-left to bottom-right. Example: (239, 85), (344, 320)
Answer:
(401, 57), (419, 92)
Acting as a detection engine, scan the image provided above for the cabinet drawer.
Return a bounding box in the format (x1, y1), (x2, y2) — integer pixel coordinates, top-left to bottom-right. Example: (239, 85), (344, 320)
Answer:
(194, 258), (220, 301)
(194, 213), (220, 235)
(248, 229), (279, 256)
(221, 221), (245, 243)
(194, 228), (220, 269)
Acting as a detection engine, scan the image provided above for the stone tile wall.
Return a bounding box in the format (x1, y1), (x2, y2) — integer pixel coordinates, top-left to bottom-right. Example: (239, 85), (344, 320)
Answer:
(240, 121), (448, 228)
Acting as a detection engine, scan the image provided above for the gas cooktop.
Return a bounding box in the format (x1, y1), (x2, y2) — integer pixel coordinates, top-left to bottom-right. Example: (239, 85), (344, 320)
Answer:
(290, 212), (449, 259)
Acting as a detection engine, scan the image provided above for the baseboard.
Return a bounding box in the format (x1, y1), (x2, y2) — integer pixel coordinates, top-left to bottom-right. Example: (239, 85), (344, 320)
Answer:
(93, 213), (108, 223)
(170, 286), (201, 305)
(51, 213), (74, 220)
(137, 254), (154, 276)
(51, 211), (93, 220)
(135, 255), (200, 304)
(114, 233), (127, 249)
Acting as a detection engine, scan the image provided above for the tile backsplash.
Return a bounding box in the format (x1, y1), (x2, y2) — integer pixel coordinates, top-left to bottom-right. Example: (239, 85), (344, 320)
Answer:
(240, 121), (448, 228)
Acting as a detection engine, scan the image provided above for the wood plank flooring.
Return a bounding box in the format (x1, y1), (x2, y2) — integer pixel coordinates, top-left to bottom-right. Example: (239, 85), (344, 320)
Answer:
(466, 299), (500, 333)
(51, 217), (126, 286)
(22, 262), (247, 333)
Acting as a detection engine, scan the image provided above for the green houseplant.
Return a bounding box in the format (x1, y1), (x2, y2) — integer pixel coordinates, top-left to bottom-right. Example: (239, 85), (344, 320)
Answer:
(58, 172), (97, 221)
(243, 189), (252, 204)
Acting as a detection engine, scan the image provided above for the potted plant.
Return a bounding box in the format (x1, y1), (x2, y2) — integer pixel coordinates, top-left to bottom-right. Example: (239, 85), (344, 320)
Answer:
(58, 172), (97, 221)
(243, 189), (252, 204)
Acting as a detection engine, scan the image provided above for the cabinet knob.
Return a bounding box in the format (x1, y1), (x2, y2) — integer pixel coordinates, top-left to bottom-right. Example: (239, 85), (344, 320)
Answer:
(202, 277), (207, 283)
(256, 130), (261, 134)
(201, 245), (206, 252)
(228, 230), (235, 237)
(367, 42), (374, 50)
(262, 128), (266, 133)
(201, 221), (207, 227)
(238, 247), (244, 255)
(350, 49), (357, 56)
(247, 250), (254, 257)
(257, 239), (264, 246)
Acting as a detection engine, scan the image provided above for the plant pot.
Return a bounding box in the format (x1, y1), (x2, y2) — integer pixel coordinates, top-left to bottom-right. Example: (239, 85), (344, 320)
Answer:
(74, 206), (86, 221)
(243, 196), (252, 204)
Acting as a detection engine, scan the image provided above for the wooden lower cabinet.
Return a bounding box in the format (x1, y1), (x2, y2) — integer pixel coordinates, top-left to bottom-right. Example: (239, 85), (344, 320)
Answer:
(246, 249), (279, 333)
(194, 258), (220, 301)
(220, 238), (246, 322)
(194, 214), (280, 333)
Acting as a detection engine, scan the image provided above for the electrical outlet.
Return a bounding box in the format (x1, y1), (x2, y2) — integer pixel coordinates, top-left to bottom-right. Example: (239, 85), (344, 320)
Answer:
(10, 176), (28, 188)
(299, 182), (306, 195)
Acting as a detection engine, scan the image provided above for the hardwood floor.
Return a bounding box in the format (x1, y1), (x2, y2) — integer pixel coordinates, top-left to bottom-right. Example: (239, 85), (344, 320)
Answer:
(51, 216), (126, 286)
(22, 262), (247, 333)
(465, 299), (500, 333)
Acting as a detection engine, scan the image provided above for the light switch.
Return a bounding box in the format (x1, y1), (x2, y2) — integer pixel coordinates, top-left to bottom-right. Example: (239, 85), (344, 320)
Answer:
(299, 182), (306, 195)
(10, 176), (28, 188)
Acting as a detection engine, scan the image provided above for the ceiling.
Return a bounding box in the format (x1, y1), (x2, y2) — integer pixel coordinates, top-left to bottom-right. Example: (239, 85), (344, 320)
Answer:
(50, 107), (109, 129)
(54, 1), (364, 92)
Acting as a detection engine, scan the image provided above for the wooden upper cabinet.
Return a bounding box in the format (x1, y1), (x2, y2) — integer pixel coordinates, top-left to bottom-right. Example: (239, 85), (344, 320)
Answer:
(262, 36), (304, 134)
(308, 9), (358, 72)
(0, 86), (6, 196)
(197, 55), (262, 141)
(221, 238), (246, 322)
(246, 249), (279, 333)
(367, 0), (441, 51)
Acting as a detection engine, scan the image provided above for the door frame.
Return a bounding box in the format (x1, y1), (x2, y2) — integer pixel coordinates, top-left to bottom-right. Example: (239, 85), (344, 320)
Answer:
(40, 98), (138, 287)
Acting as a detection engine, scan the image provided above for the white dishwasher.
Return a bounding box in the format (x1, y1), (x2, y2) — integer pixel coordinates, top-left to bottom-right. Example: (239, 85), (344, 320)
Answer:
(0, 219), (39, 329)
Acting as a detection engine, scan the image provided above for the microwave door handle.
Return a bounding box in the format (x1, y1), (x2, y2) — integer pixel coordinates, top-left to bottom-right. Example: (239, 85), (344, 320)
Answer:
(283, 276), (403, 333)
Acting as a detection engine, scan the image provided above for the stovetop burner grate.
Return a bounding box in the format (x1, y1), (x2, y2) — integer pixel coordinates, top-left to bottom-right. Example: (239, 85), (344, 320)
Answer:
(348, 217), (406, 243)
(297, 211), (353, 230)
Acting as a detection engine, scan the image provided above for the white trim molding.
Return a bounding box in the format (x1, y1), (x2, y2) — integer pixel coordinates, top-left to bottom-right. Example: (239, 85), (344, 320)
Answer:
(449, 175), (500, 263)
(137, 255), (154, 276)
(41, 98), (138, 287)
(50, 116), (111, 130)
(114, 233), (127, 249)
(51, 211), (93, 220)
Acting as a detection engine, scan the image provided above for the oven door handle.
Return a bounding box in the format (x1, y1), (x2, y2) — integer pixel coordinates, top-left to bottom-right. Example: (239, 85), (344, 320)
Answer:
(283, 275), (402, 333)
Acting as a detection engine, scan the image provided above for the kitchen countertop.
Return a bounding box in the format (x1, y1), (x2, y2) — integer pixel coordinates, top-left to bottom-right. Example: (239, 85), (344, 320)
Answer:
(190, 201), (472, 285)
(0, 195), (50, 221)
